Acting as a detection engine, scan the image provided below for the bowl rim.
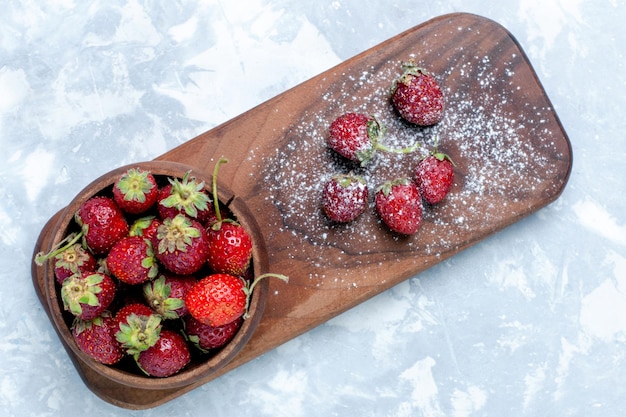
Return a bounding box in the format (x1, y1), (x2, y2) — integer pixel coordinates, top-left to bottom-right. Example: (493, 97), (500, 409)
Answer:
(42, 160), (270, 390)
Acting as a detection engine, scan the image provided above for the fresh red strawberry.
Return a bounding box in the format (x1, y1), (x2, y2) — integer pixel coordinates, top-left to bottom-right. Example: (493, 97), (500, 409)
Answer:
(185, 272), (288, 327)
(206, 222), (252, 276)
(153, 214), (209, 275)
(327, 113), (387, 165)
(114, 303), (162, 357)
(72, 313), (124, 365)
(129, 216), (162, 241)
(114, 302), (155, 329)
(415, 148), (455, 205)
(322, 173), (369, 223)
(35, 231), (97, 284)
(106, 236), (158, 285)
(391, 61), (444, 126)
(60, 271), (116, 320)
(74, 196), (129, 255)
(205, 158), (252, 276)
(375, 178), (423, 235)
(53, 242), (96, 284)
(113, 168), (159, 214)
(143, 274), (196, 319)
(136, 329), (190, 377)
(184, 315), (243, 352)
(157, 171), (214, 224)
(184, 274), (247, 327)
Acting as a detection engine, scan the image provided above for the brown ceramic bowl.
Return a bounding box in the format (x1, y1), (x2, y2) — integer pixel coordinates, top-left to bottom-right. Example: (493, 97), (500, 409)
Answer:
(40, 160), (269, 390)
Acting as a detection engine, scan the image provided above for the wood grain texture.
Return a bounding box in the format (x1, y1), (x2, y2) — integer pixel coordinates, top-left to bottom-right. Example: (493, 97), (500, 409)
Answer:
(32, 13), (572, 408)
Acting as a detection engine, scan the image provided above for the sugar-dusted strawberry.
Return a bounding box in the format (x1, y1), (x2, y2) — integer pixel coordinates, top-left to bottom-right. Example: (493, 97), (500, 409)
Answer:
(322, 173), (369, 223)
(205, 158), (252, 276)
(185, 272), (288, 327)
(113, 167), (159, 214)
(391, 61), (444, 126)
(74, 196), (129, 255)
(143, 274), (196, 319)
(106, 236), (158, 285)
(184, 315), (243, 352)
(328, 113), (386, 165)
(327, 113), (421, 166)
(157, 171), (215, 224)
(375, 178), (423, 235)
(154, 214), (209, 275)
(136, 329), (190, 377)
(114, 303), (163, 357)
(129, 215), (162, 241)
(61, 271), (116, 320)
(415, 147), (455, 205)
(72, 313), (124, 365)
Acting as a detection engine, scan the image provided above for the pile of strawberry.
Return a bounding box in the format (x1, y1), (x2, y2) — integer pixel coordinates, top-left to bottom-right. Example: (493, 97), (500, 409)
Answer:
(323, 60), (455, 234)
(36, 159), (287, 378)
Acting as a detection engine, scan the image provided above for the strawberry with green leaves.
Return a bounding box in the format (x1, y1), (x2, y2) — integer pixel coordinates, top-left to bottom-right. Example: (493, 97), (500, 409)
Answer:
(322, 173), (369, 223)
(129, 216), (162, 241)
(106, 236), (158, 285)
(114, 302), (155, 329)
(72, 313), (124, 365)
(391, 61), (445, 126)
(114, 304), (163, 358)
(375, 178), (423, 235)
(34, 232), (96, 284)
(52, 241), (96, 284)
(157, 171), (215, 225)
(74, 196), (129, 255)
(136, 330), (190, 377)
(61, 271), (116, 320)
(327, 113), (421, 166)
(113, 168), (159, 214)
(143, 274), (196, 319)
(205, 158), (253, 276)
(153, 214), (209, 275)
(327, 113), (387, 165)
(37, 197), (128, 267)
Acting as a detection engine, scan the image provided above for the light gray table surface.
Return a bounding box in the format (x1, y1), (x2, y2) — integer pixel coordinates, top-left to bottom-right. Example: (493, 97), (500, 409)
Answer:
(1, 1), (625, 416)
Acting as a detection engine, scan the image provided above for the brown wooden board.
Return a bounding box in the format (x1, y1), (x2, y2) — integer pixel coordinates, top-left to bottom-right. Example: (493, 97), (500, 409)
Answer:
(32, 13), (572, 409)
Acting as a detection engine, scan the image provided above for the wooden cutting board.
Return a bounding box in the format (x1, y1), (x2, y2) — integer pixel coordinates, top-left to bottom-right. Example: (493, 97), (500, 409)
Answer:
(32, 12), (572, 409)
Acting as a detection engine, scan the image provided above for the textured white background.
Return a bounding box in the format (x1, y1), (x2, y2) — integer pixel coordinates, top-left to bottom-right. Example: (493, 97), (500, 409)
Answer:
(1, 0), (625, 416)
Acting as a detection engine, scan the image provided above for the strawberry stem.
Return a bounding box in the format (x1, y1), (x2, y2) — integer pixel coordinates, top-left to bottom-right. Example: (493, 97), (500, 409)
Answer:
(211, 157), (228, 226)
(375, 141), (420, 155)
(248, 273), (289, 294)
(243, 273), (289, 319)
(34, 231), (84, 266)
(429, 135), (456, 166)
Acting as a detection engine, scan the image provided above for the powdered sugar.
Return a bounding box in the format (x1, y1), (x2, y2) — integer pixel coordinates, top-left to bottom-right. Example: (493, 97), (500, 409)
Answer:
(257, 39), (564, 282)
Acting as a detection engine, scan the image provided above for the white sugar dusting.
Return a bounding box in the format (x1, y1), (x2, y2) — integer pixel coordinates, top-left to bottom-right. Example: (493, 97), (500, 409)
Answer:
(256, 44), (563, 283)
